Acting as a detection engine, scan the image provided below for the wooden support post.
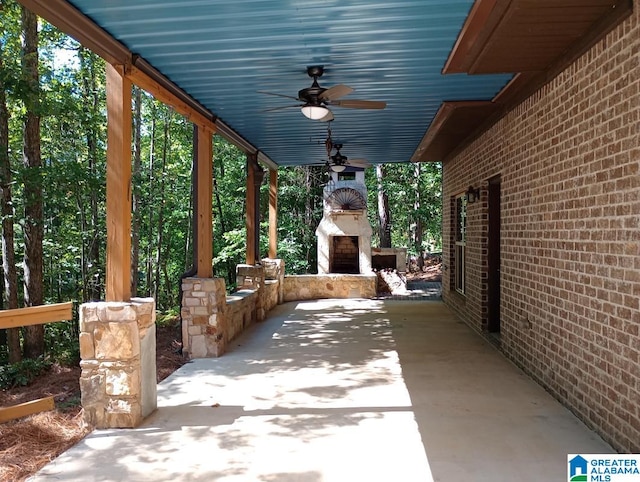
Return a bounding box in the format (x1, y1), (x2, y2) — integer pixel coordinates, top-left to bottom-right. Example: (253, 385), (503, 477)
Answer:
(245, 153), (264, 265)
(268, 169), (278, 259)
(105, 63), (132, 302)
(245, 154), (257, 266)
(197, 126), (214, 277)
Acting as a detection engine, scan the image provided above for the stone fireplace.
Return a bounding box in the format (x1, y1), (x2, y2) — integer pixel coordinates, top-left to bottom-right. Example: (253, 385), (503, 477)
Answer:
(316, 169), (372, 274)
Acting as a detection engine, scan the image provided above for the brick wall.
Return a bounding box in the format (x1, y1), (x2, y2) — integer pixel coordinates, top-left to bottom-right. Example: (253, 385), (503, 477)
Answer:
(332, 235), (359, 273)
(442, 4), (640, 452)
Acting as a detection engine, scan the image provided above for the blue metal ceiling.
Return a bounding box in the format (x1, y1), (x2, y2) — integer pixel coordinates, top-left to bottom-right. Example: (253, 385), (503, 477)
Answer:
(67, 0), (512, 167)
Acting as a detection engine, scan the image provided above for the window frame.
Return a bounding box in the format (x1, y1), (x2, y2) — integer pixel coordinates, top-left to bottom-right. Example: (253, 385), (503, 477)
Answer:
(454, 194), (467, 294)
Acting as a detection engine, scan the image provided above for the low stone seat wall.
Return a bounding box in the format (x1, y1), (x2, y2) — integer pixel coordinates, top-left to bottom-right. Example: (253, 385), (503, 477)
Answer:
(283, 274), (377, 301)
(181, 259), (285, 360)
(264, 279), (279, 312)
(226, 289), (257, 342)
(181, 266), (376, 359)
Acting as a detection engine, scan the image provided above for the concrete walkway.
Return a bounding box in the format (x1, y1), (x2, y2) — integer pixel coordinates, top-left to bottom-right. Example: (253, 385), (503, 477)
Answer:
(30, 299), (612, 482)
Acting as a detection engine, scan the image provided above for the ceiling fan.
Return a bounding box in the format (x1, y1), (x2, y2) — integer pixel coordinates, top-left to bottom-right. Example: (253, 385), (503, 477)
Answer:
(328, 144), (370, 171)
(308, 123), (371, 172)
(260, 65), (386, 121)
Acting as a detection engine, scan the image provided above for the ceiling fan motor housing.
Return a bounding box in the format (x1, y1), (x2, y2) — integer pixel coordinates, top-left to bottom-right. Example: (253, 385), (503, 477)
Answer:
(299, 65), (327, 104)
(298, 82), (325, 104)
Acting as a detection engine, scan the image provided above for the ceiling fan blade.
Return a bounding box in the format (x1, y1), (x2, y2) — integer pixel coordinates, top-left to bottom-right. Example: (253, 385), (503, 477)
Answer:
(305, 161), (330, 167)
(320, 84), (353, 101)
(262, 104), (300, 112)
(319, 110), (334, 122)
(348, 159), (370, 168)
(257, 90), (300, 101)
(331, 99), (386, 109)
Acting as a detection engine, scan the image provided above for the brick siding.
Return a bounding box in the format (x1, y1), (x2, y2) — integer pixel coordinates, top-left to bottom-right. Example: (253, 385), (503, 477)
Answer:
(442, 4), (640, 452)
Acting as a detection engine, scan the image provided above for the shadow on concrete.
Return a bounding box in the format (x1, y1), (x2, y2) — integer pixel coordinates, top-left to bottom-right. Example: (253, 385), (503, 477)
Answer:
(31, 299), (611, 482)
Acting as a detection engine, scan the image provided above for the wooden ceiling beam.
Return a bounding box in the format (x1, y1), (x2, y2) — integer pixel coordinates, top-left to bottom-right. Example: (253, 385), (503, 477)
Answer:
(126, 66), (216, 133)
(17, 0), (130, 65)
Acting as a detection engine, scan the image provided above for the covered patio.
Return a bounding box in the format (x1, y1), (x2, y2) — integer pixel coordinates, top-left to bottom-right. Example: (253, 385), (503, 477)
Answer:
(15, 0), (639, 459)
(30, 299), (611, 481)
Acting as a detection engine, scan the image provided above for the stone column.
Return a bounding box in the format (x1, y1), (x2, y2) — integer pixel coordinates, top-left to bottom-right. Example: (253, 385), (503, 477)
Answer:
(181, 277), (227, 358)
(79, 298), (157, 429)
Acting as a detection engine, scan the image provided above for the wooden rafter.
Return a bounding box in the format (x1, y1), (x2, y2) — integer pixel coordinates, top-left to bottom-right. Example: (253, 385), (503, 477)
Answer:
(126, 67), (215, 132)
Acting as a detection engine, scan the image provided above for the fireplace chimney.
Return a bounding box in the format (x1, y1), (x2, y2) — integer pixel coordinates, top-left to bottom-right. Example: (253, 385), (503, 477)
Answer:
(316, 168), (373, 274)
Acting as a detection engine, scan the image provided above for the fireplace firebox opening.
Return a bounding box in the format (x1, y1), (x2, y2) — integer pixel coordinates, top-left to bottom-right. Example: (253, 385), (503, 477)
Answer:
(331, 236), (359, 274)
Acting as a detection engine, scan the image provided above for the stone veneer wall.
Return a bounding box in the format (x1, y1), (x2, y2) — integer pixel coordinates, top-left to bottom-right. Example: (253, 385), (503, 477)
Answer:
(181, 260), (284, 359)
(263, 280), (279, 312)
(226, 289), (258, 342)
(263, 258), (285, 304)
(236, 264), (266, 321)
(79, 298), (157, 428)
(181, 277), (227, 358)
(442, 4), (640, 452)
(283, 274), (377, 302)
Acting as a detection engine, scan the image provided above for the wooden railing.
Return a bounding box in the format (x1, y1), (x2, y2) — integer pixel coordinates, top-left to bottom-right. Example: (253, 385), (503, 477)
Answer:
(0, 302), (73, 423)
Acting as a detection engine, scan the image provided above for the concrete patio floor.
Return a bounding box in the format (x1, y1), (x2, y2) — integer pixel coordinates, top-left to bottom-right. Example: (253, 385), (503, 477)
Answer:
(30, 299), (612, 482)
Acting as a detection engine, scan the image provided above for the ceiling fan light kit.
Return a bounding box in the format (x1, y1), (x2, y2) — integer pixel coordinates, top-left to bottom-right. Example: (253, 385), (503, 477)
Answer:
(330, 163), (347, 172)
(261, 65), (386, 122)
(301, 104), (330, 120)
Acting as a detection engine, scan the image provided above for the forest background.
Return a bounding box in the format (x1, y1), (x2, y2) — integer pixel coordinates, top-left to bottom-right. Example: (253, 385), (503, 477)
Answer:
(0, 0), (441, 382)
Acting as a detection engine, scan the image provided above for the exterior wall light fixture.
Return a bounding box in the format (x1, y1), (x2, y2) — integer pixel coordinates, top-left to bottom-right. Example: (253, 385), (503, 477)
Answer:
(466, 185), (480, 203)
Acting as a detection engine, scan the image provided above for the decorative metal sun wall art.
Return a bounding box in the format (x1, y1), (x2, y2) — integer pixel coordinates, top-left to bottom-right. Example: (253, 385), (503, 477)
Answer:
(326, 187), (367, 210)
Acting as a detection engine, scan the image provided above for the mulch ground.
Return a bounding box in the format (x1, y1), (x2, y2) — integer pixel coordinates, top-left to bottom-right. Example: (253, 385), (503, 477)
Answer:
(0, 318), (186, 482)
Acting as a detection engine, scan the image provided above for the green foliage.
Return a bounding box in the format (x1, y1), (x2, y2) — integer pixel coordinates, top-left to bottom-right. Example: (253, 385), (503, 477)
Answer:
(275, 166), (324, 273)
(0, 356), (52, 389)
(156, 309), (180, 327)
(365, 162), (442, 255)
(45, 321), (79, 366)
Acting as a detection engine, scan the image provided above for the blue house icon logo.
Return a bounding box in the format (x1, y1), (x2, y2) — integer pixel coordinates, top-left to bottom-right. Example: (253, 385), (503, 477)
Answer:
(569, 455), (588, 481)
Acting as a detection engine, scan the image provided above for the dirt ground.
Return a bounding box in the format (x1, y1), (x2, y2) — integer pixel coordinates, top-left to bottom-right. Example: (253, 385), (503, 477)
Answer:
(406, 253), (442, 282)
(0, 319), (186, 482)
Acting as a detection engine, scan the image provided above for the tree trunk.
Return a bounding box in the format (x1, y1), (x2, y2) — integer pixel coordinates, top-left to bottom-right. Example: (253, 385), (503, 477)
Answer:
(21, 6), (44, 359)
(413, 163), (424, 270)
(185, 159), (193, 271)
(79, 47), (102, 300)
(376, 165), (391, 248)
(131, 86), (142, 296)
(154, 113), (169, 301)
(214, 177), (234, 285)
(0, 36), (21, 363)
(146, 106), (156, 294)
(303, 167), (314, 269)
